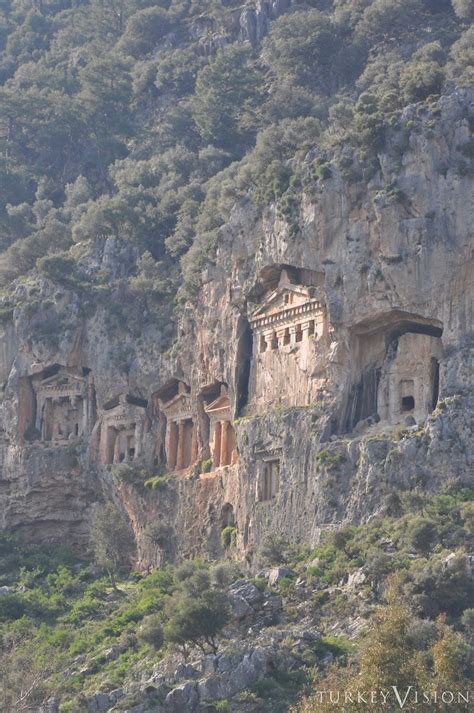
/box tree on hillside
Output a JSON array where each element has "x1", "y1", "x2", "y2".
[
  {"x1": 90, "y1": 502, "x2": 136, "y2": 589},
  {"x1": 192, "y1": 45, "x2": 263, "y2": 153},
  {"x1": 164, "y1": 588, "x2": 230, "y2": 658},
  {"x1": 451, "y1": 0, "x2": 474, "y2": 20}
]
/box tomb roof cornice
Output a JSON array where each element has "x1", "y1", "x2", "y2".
[
  {"x1": 37, "y1": 381, "x2": 84, "y2": 396},
  {"x1": 250, "y1": 299, "x2": 324, "y2": 330},
  {"x1": 204, "y1": 395, "x2": 231, "y2": 413},
  {"x1": 250, "y1": 284, "x2": 315, "y2": 318},
  {"x1": 160, "y1": 392, "x2": 192, "y2": 411}
]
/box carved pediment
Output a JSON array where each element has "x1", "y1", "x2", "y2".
[
  {"x1": 161, "y1": 392, "x2": 194, "y2": 420},
  {"x1": 204, "y1": 394, "x2": 231, "y2": 420},
  {"x1": 102, "y1": 394, "x2": 146, "y2": 426},
  {"x1": 250, "y1": 285, "x2": 312, "y2": 321},
  {"x1": 36, "y1": 370, "x2": 86, "y2": 397},
  {"x1": 40, "y1": 373, "x2": 85, "y2": 387},
  {"x1": 204, "y1": 394, "x2": 231, "y2": 414}
]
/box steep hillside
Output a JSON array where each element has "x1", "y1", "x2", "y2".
[
  {"x1": 1, "y1": 489, "x2": 473, "y2": 711},
  {"x1": 0, "y1": 1, "x2": 473, "y2": 711}
]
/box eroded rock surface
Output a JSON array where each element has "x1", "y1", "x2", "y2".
[{"x1": 0, "y1": 89, "x2": 472, "y2": 568}]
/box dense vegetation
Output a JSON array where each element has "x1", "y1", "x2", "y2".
[
  {"x1": 0, "y1": 0, "x2": 472, "y2": 307},
  {"x1": 1, "y1": 485, "x2": 473, "y2": 711}
]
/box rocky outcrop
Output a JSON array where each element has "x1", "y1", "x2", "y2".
[
  {"x1": 0, "y1": 88, "x2": 472, "y2": 566},
  {"x1": 239, "y1": 0, "x2": 292, "y2": 45}
]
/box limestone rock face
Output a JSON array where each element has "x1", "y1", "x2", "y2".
[{"x1": 0, "y1": 88, "x2": 472, "y2": 563}]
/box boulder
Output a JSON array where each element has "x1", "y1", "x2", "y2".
[
  {"x1": 165, "y1": 681, "x2": 198, "y2": 712},
  {"x1": 174, "y1": 662, "x2": 199, "y2": 681},
  {"x1": 267, "y1": 567, "x2": 296, "y2": 587},
  {"x1": 87, "y1": 692, "x2": 110, "y2": 712},
  {"x1": 109, "y1": 688, "x2": 124, "y2": 703},
  {"x1": 347, "y1": 569, "x2": 366, "y2": 588},
  {"x1": 300, "y1": 629, "x2": 321, "y2": 642},
  {"x1": 229, "y1": 579, "x2": 264, "y2": 605},
  {"x1": 230, "y1": 594, "x2": 252, "y2": 620}
]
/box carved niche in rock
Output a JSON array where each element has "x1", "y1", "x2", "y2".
[
  {"x1": 377, "y1": 332, "x2": 442, "y2": 425},
  {"x1": 248, "y1": 268, "x2": 327, "y2": 410},
  {"x1": 98, "y1": 394, "x2": 147, "y2": 465},
  {"x1": 254, "y1": 443, "x2": 281, "y2": 504},
  {"x1": 338, "y1": 312, "x2": 443, "y2": 433},
  {"x1": 158, "y1": 381, "x2": 198, "y2": 471},
  {"x1": 203, "y1": 385, "x2": 237, "y2": 469},
  {"x1": 20, "y1": 365, "x2": 96, "y2": 445}
]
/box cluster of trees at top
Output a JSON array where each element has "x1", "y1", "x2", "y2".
[{"x1": 0, "y1": 0, "x2": 472, "y2": 302}]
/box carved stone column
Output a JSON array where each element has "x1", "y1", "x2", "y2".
[
  {"x1": 212, "y1": 421, "x2": 222, "y2": 468},
  {"x1": 276, "y1": 327, "x2": 287, "y2": 348},
  {"x1": 168, "y1": 420, "x2": 178, "y2": 470},
  {"x1": 220, "y1": 420, "x2": 229, "y2": 466},
  {"x1": 113, "y1": 432, "x2": 121, "y2": 464},
  {"x1": 229, "y1": 424, "x2": 237, "y2": 465},
  {"x1": 190, "y1": 421, "x2": 198, "y2": 465},
  {"x1": 134, "y1": 420, "x2": 143, "y2": 459},
  {"x1": 82, "y1": 396, "x2": 88, "y2": 436},
  {"x1": 264, "y1": 330, "x2": 276, "y2": 351},
  {"x1": 176, "y1": 419, "x2": 185, "y2": 470}
]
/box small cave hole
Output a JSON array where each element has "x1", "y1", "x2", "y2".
[{"x1": 401, "y1": 395, "x2": 415, "y2": 412}]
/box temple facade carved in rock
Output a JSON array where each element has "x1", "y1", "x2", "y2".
[
  {"x1": 158, "y1": 381, "x2": 198, "y2": 471},
  {"x1": 204, "y1": 386, "x2": 237, "y2": 469},
  {"x1": 339, "y1": 312, "x2": 444, "y2": 433},
  {"x1": 19, "y1": 365, "x2": 96, "y2": 445},
  {"x1": 377, "y1": 332, "x2": 442, "y2": 425},
  {"x1": 97, "y1": 394, "x2": 147, "y2": 465},
  {"x1": 248, "y1": 268, "x2": 327, "y2": 410}
]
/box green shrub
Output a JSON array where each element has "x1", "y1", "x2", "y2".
[
  {"x1": 200, "y1": 458, "x2": 213, "y2": 474},
  {"x1": 0, "y1": 301, "x2": 14, "y2": 323},
  {"x1": 316, "y1": 449, "x2": 346, "y2": 469},
  {"x1": 36, "y1": 252, "x2": 76, "y2": 284},
  {"x1": 144, "y1": 473, "x2": 175, "y2": 489},
  {"x1": 215, "y1": 701, "x2": 232, "y2": 713},
  {"x1": 405, "y1": 517, "x2": 437, "y2": 553},
  {"x1": 111, "y1": 464, "x2": 146, "y2": 489},
  {"x1": 407, "y1": 553, "x2": 474, "y2": 617},
  {"x1": 137, "y1": 614, "x2": 164, "y2": 650},
  {"x1": 314, "y1": 634, "x2": 355, "y2": 657},
  {"x1": 252, "y1": 676, "x2": 282, "y2": 699},
  {"x1": 220, "y1": 525, "x2": 237, "y2": 549},
  {"x1": 164, "y1": 589, "x2": 231, "y2": 656},
  {"x1": 461, "y1": 502, "x2": 474, "y2": 533},
  {"x1": 0, "y1": 593, "x2": 28, "y2": 622}
]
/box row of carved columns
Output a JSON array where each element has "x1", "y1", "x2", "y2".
[
  {"x1": 167, "y1": 418, "x2": 198, "y2": 471},
  {"x1": 37, "y1": 395, "x2": 86, "y2": 442},
  {"x1": 258, "y1": 318, "x2": 318, "y2": 353},
  {"x1": 211, "y1": 419, "x2": 236, "y2": 468}
]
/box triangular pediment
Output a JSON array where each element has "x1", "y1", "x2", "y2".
[
  {"x1": 161, "y1": 391, "x2": 191, "y2": 409},
  {"x1": 250, "y1": 285, "x2": 312, "y2": 320},
  {"x1": 39, "y1": 372, "x2": 85, "y2": 389},
  {"x1": 204, "y1": 394, "x2": 230, "y2": 413},
  {"x1": 161, "y1": 392, "x2": 193, "y2": 420}
]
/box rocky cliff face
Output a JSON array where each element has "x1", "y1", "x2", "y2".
[{"x1": 0, "y1": 87, "x2": 472, "y2": 569}]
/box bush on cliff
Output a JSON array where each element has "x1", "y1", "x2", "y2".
[
  {"x1": 90, "y1": 503, "x2": 136, "y2": 589},
  {"x1": 164, "y1": 588, "x2": 231, "y2": 657}
]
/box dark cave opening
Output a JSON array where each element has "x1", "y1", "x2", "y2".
[{"x1": 235, "y1": 316, "x2": 252, "y2": 416}]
